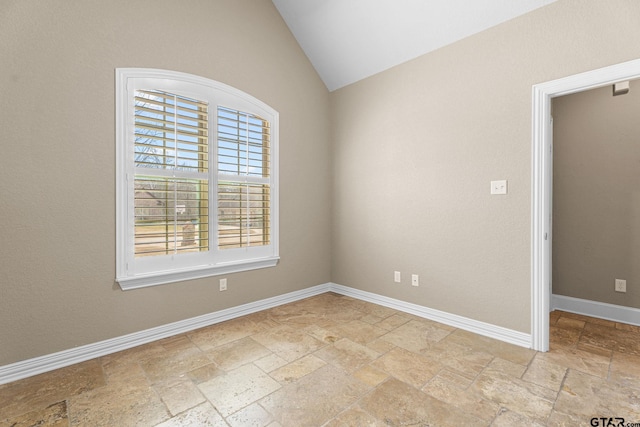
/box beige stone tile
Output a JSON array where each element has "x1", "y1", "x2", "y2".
[
  {"x1": 609, "y1": 351, "x2": 640, "y2": 391},
  {"x1": 353, "y1": 365, "x2": 389, "y2": 387},
  {"x1": 445, "y1": 329, "x2": 536, "y2": 365},
  {"x1": 560, "y1": 312, "x2": 616, "y2": 328},
  {"x1": 616, "y1": 322, "x2": 640, "y2": 333},
  {"x1": 241, "y1": 310, "x2": 281, "y2": 329},
  {"x1": 100, "y1": 342, "x2": 165, "y2": 376},
  {"x1": 580, "y1": 322, "x2": 640, "y2": 356},
  {"x1": 522, "y1": 354, "x2": 567, "y2": 392},
  {"x1": 380, "y1": 319, "x2": 451, "y2": 353},
  {"x1": 207, "y1": 336, "x2": 272, "y2": 371},
  {"x1": 373, "y1": 313, "x2": 410, "y2": 331},
  {"x1": 323, "y1": 305, "x2": 368, "y2": 323},
  {"x1": 558, "y1": 311, "x2": 601, "y2": 324},
  {"x1": 483, "y1": 357, "x2": 527, "y2": 379},
  {"x1": 225, "y1": 402, "x2": 273, "y2": 427},
  {"x1": 315, "y1": 338, "x2": 380, "y2": 373},
  {"x1": 269, "y1": 354, "x2": 326, "y2": 383},
  {"x1": 188, "y1": 317, "x2": 265, "y2": 351},
  {"x1": 198, "y1": 363, "x2": 281, "y2": 417},
  {"x1": 422, "y1": 339, "x2": 494, "y2": 378},
  {"x1": 253, "y1": 353, "x2": 289, "y2": 373},
  {"x1": 331, "y1": 295, "x2": 370, "y2": 312},
  {"x1": 153, "y1": 402, "x2": 227, "y2": 427},
  {"x1": 491, "y1": 408, "x2": 546, "y2": 427},
  {"x1": 301, "y1": 324, "x2": 341, "y2": 344},
  {"x1": 576, "y1": 341, "x2": 613, "y2": 358},
  {"x1": 268, "y1": 310, "x2": 329, "y2": 328},
  {"x1": 434, "y1": 369, "x2": 475, "y2": 389},
  {"x1": 360, "y1": 378, "x2": 486, "y2": 427},
  {"x1": 251, "y1": 324, "x2": 325, "y2": 362},
  {"x1": 0, "y1": 359, "x2": 106, "y2": 420},
  {"x1": 67, "y1": 375, "x2": 169, "y2": 426},
  {"x1": 332, "y1": 320, "x2": 387, "y2": 344},
  {"x1": 324, "y1": 405, "x2": 384, "y2": 427},
  {"x1": 153, "y1": 377, "x2": 205, "y2": 416},
  {"x1": 271, "y1": 294, "x2": 365, "y2": 326},
  {"x1": 359, "y1": 313, "x2": 384, "y2": 325},
  {"x1": 536, "y1": 345, "x2": 610, "y2": 378},
  {"x1": 585, "y1": 317, "x2": 616, "y2": 328},
  {"x1": 549, "y1": 325, "x2": 581, "y2": 348},
  {"x1": 366, "y1": 338, "x2": 396, "y2": 354},
  {"x1": 186, "y1": 362, "x2": 225, "y2": 384},
  {"x1": 140, "y1": 344, "x2": 211, "y2": 383},
  {"x1": 359, "y1": 302, "x2": 398, "y2": 319},
  {"x1": 470, "y1": 372, "x2": 555, "y2": 423},
  {"x1": 3, "y1": 299, "x2": 637, "y2": 427},
  {"x1": 555, "y1": 369, "x2": 640, "y2": 420},
  {"x1": 423, "y1": 375, "x2": 500, "y2": 421},
  {"x1": 1, "y1": 401, "x2": 68, "y2": 427},
  {"x1": 158, "y1": 334, "x2": 194, "y2": 352},
  {"x1": 371, "y1": 347, "x2": 441, "y2": 388},
  {"x1": 101, "y1": 357, "x2": 149, "y2": 384},
  {"x1": 555, "y1": 317, "x2": 586, "y2": 330},
  {"x1": 546, "y1": 410, "x2": 586, "y2": 426},
  {"x1": 259, "y1": 364, "x2": 369, "y2": 426}
]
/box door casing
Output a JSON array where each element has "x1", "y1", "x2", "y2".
[{"x1": 531, "y1": 58, "x2": 640, "y2": 351}]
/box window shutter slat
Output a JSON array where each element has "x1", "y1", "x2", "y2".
[
  {"x1": 217, "y1": 106, "x2": 271, "y2": 250},
  {"x1": 133, "y1": 89, "x2": 210, "y2": 257}
]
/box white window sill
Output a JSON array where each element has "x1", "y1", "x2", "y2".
[{"x1": 116, "y1": 257, "x2": 279, "y2": 291}]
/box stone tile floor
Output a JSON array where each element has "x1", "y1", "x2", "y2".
[{"x1": 1, "y1": 292, "x2": 639, "y2": 426}]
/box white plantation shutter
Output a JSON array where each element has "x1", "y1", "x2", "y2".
[
  {"x1": 217, "y1": 107, "x2": 271, "y2": 250},
  {"x1": 133, "y1": 90, "x2": 209, "y2": 257},
  {"x1": 116, "y1": 69, "x2": 279, "y2": 289}
]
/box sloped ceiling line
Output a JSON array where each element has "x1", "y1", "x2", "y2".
[{"x1": 272, "y1": 0, "x2": 558, "y2": 91}]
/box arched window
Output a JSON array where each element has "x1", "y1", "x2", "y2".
[{"x1": 116, "y1": 69, "x2": 278, "y2": 289}]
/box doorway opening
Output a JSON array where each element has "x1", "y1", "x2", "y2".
[{"x1": 531, "y1": 58, "x2": 640, "y2": 351}]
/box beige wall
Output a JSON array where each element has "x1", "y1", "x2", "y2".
[
  {"x1": 552, "y1": 82, "x2": 640, "y2": 308},
  {"x1": 0, "y1": 0, "x2": 331, "y2": 366},
  {"x1": 3, "y1": 0, "x2": 640, "y2": 368},
  {"x1": 331, "y1": 0, "x2": 640, "y2": 333}
]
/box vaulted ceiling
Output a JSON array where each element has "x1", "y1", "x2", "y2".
[{"x1": 272, "y1": 0, "x2": 558, "y2": 91}]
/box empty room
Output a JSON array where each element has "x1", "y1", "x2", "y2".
[{"x1": 1, "y1": 0, "x2": 640, "y2": 425}]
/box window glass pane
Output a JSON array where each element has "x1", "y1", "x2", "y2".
[
  {"x1": 217, "y1": 106, "x2": 269, "y2": 177},
  {"x1": 218, "y1": 182, "x2": 270, "y2": 249},
  {"x1": 134, "y1": 176, "x2": 209, "y2": 257},
  {"x1": 135, "y1": 90, "x2": 209, "y2": 173}
]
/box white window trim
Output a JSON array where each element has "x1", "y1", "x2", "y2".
[{"x1": 116, "y1": 68, "x2": 279, "y2": 290}]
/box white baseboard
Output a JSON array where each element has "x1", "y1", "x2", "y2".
[
  {"x1": 0, "y1": 283, "x2": 330, "y2": 385},
  {"x1": 0, "y1": 282, "x2": 532, "y2": 385},
  {"x1": 328, "y1": 283, "x2": 531, "y2": 349},
  {"x1": 552, "y1": 294, "x2": 640, "y2": 326}
]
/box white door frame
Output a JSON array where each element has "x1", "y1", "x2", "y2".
[{"x1": 531, "y1": 58, "x2": 640, "y2": 351}]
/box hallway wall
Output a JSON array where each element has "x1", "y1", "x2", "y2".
[{"x1": 553, "y1": 82, "x2": 640, "y2": 308}]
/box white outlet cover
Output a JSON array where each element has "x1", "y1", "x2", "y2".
[
  {"x1": 615, "y1": 279, "x2": 626, "y2": 293},
  {"x1": 491, "y1": 180, "x2": 508, "y2": 195},
  {"x1": 394, "y1": 271, "x2": 401, "y2": 283}
]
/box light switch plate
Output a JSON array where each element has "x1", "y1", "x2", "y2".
[{"x1": 491, "y1": 180, "x2": 508, "y2": 195}]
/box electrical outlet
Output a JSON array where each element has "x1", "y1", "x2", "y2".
[
  {"x1": 394, "y1": 271, "x2": 401, "y2": 283},
  {"x1": 411, "y1": 274, "x2": 419, "y2": 287},
  {"x1": 219, "y1": 278, "x2": 227, "y2": 291},
  {"x1": 615, "y1": 279, "x2": 626, "y2": 293},
  {"x1": 490, "y1": 180, "x2": 508, "y2": 195}
]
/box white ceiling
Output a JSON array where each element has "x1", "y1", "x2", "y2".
[{"x1": 272, "y1": 0, "x2": 558, "y2": 91}]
